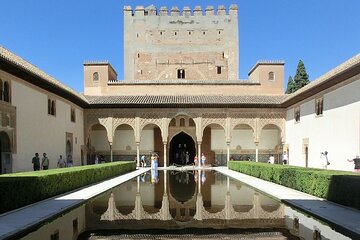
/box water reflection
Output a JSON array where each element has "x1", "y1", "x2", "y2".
[{"x1": 86, "y1": 170, "x2": 284, "y2": 229}]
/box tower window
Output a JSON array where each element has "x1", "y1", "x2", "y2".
[
  {"x1": 217, "y1": 66, "x2": 222, "y2": 74},
  {"x1": 268, "y1": 72, "x2": 275, "y2": 81},
  {"x1": 177, "y1": 69, "x2": 185, "y2": 79},
  {"x1": 93, "y1": 72, "x2": 99, "y2": 81}
]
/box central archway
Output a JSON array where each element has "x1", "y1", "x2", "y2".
[{"x1": 169, "y1": 132, "x2": 196, "y2": 166}]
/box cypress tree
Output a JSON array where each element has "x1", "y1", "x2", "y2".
[
  {"x1": 293, "y1": 59, "x2": 310, "y2": 90},
  {"x1": 285, "y1": 76, "x2": 295, "y2": 94}
]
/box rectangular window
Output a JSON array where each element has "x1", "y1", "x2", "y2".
[
  {"x1": 217, "y1": 66, "x2": 222, "y2": 74},
  {"x1": 177, "y1": 69, "x2": 185, "y2": 79},
  {"x1": 315, "y1": 97, "x2": 323, "y2": 116},
  {"x1": 73, "y1": 218, "x2": 78, "y2": 235},
  {"x1": 50, "y1": 231, "x2": 59, "y2": 240},
  {"x1": 71, "y1": 108, "x2": 76, "y2": 122},
  {"x1": 294, "y1": 107, "x2": 300, "y2": 123}
]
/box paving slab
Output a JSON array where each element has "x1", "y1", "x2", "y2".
[
  {"x1": 216, "y1": 166, "x2": 360, "y2": 238},
  {"x1": 0, "y1": 168, "x2": 148, "y2": 240}
]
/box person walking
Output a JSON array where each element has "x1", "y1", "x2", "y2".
[
  {"x1": 41, "y1": 153, "x2": 49, "y2": 170},
  {"x1": 57, "y1": 155, "x2": 66, "y2": 168},
  {"x1": 347, "y1": 155, "x2": 360, "y2": 172},
  {"x1": 67, "y1": 154, "x2": 73, "y2": 167},
  {"x1": 32, "y1": 153, "x2": 40, "y2": 171},
  {"x1": 320, "y1": 151, "x2": 330, "y2": 169}
]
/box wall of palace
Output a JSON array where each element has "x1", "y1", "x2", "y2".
[
  {"x1": 285, "y1": 74, "x2": 360, "y2": 171},
  {"x1": 0, "y1": 70, "x2": 85, "y2": 172}
]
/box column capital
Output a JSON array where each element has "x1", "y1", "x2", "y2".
[{"x1": 254, "y1": 141, "x2": 259, "y2": 146}]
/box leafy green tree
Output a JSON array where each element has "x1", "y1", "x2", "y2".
[
  {"x1": 285, "y1": 76, "x2": 295, "y2": 94},
  {"x1": 286, "y1": 59, "x2": 310, "y2": 93}
]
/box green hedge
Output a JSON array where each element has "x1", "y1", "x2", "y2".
[
  {"x1": 228, "y1": 161, "x2": 360, "y2": 210},
  {"x1": 0, "y1": 161, "x2": 136, "y2": 214}
]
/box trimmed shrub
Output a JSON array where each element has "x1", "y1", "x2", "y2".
[
  {"x1": 0, "y1": 161, "x2": 136, "y2": 214},
  {"x1": 228, "y1": 161, "x2": 360, "y2": 210}
]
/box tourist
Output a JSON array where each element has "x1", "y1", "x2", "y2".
[
  {"x1": 95, "y1": 155, "x2": 99, "y2": 164},
  {"x1": 57, "y1": 155, "x2": 66, "y2": 168},
  {"x1": 320, "y1": 151, "x2": 329, "y2": 169},
  {"x1": 347, "y1": 155, "x2": 360, "y2": 172},
  {"x1": 150, "y1": 153, "x2": 155, "y2": 169},
  {"x1": 194, "y1": 154, "x2": 198, "y2": 166},
  {"x1": 201, "y1": 153, "x2": 206, "y2": 167},
  {"x1": 141, "y1": 155, "x2": 146, "y2": 167},
  {"x1": 282, "y1": 151, "x2": 288, "y2": 165},
  {"x1": 41, "y1": 153, "x2": 49, "y2": 170},
  {"x1": 67, "y1": 154, "x2": 73, "y2": 167},
  {"x1": 32, "y1": 153, "x2": 40, "y2": 171},
  {"x1": 268, "y1": 155, "x2": 275, "y2": 164},
  {"x1": 185, "y1": 151, "x2": 189, "y2": 165}
]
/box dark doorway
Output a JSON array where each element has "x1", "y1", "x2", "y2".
[
  {"x1": 169, "y1": 132, "x2": 195, "y2": 166},
  {"x1": 0, "y1": 132, "x2": 11, "y2": 174}
]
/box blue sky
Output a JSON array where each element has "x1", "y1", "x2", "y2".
[{"x1": 1, "y1": 0, "x2": 359, "y2": 93}]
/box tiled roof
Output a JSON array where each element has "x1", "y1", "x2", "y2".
[
  {"x1": 86, "y1": 95, "x2": 286, "y2": 107},
  {"x1": 248, "y1": 60, "x2": 285, "y2": 75},
  {"x1": 108, "y1": 79, "x2": 260, "y2": 85},
  {"x1": 0, "y1": 46, "x2": 88, "y2": 103}
]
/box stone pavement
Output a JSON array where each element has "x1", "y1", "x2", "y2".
[
  {"x1": 216, "y1": 167, "x2": 360, "y2": 239},
  {"x1": 0, "y1": 168, "x2": 148, "y2": 240}
]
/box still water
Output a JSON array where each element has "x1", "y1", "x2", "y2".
[{"x1": 20, "y1": 169, "x2": 352, "y2": 240}]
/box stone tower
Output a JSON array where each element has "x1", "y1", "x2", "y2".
[{"x1": 123, "y1": 5, "x2": 239, "y2": 81}]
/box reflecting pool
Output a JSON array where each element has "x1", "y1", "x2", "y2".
[{"x1": 19, "y1": 169, "x2": 352, "y2": 240}]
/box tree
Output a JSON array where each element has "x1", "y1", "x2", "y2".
[
  {"x1": 293, "y1": 59, "x2": 310, "y2": 90},
  {"x1": 285, "y1": 76, "x2": 295, "y2": 94},
  {"x1": 286, "y1": 59, "x2": 310, "y2": 94}
]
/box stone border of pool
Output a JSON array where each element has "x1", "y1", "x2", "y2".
[
  {"x1": 216, "y1": 167, "x2": 360, "y2": 239},
  {"x1": 0, "y1": 168, "x2": 149, "y2": 240}
]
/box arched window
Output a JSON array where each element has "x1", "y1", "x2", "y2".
[
  {"x1": 48, "y1": 99, "x2": 51, "y2": 114},
  {"x1": 71, "y1": 108, "x2": 76, "y2": 122},
  {"x1": 170, "y1": 118, "x2": 176, "y2": 127},
  {"x1": 51, "y1": 100, "x2": 56, "y2": 116},
  {"x1": 268, "y1": 72, "x2": 275, "y2": 81},
  {"x1": 180, "y1": 118, "x2": 185, "y2": 127},
  {"x1": 3, "y1": 81, "x2": 10, "y2": 102},
  {"x1": 189, "y1": 118, "x2": 195, "y2": 127},
  {"x1": 93, "y1": 72, "x2": 99, "y2": 81}
]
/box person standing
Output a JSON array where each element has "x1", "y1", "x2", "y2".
[
  {"x1": 194, "y1": 154, "x2": 198, "y2": 166},
  {"x1": 57, "y1": 155, "x2": 66, "y2": 168},
  {"x1": 347, "y1": 155, "x2": 360, "y2": 172},
  {"x1": 320, "y1": 151, "x2": 329, "y2": 169},
  {"x1": 282, "y1": 151, "x2": 288, "y2": 165},
  {"x1": 201, "y1": 153, "x2": 206, "y2": 167},
  {"x1": 41, "y1": 153, "x2": 49, "y2": 170},
  {"x1": 67, "y1": 154, "x2": 73, "y2": 167},
  {"x1": 32, "y1": 153, "x2": 40, "y2": 171}
]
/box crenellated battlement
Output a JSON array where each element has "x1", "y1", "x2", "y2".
[{"x1": 123, "y1": 4, "x2": 238, "y2": 17}]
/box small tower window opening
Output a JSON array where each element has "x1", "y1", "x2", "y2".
[
  {"x1": 315, "y1": 97, "x2": 324, "y2": 116},
  {"x1": 48, "y1": 98, "x2": 56, "y2": 116},
  {"x1": 174, "y1": 31, "x2": 178, "y2": 36},
  {"x1": 93, "y1": 72, "x2": 99, "y2": 81},
  {"x1": 177, "y1": 69, "x2": 185, "y2": 79},
  {"x1": 268, "y1": 72, "x2": 275, "y2": 81},
  {"x1": 217, "y1": 66, "x2": 222, "y2": 74},
  {"x1": 160, "y1": 31, "x2": 163, "y2": 35},
  {"x1": 137, "y1": 53, "x2": 140, "y2": 58},
  {"x1": 295, "y1": 107, "x2": 300, "y2": 123},
  {"x1": 203, "y1": 31, "x2": 206, "y2": 35}
]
